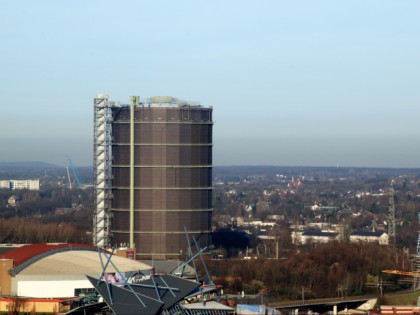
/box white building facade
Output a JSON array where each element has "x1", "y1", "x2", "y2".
[
  {"x1": 350, "y1": 231, "x2": 389, "y2": 245},
  {"x1": 1, "y1": 179, "x2": 40, "y2": 190}
]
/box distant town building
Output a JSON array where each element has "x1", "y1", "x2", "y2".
[
  {"x1": 7, "y1": 196, "x2": 17, "y2": 207},
  {"x1": 11, "y1": 179, "x2": 40, "y2": 190},
  {"x1": 267, "y1": 214, "x2": 285, "y2": 221},
  {"x1": 292, "y1": 230, "x2": 340, "y2": 245},
  {"x1": 350, "y1": 231, "x2": 389, "y2": 245},
  {"x1": 0, "y1": 180, "x2": 10, "y2": 189},
  {"x1": 288, "y1": 179, "x2": 303, "y2": 188},
  {"x1": 310, "y1": 204, "x2": 340, "y2": 211},
  {"x1": 236, "y1": 217, "x2": 277, "y2": 228},
  {"x1": 0, "y1": 179, "x2": 40, "y2": 190},
  {"x1": 257, "y1": 230, "x2": 276, "y2": 240}
]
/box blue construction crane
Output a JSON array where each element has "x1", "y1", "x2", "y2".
[{"x1": 66, "y1": 156, "x2": 82, "y2": 188}]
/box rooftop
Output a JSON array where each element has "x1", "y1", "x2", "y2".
[
  {"x1": 351, "y1": 231, "x2": 385, "y2": 237},
  {"x1": 97, "y1": 94, "x2": 207, "y2": 108},
  {"x1": 0, "y1": 243, "x2": 152, "y2": 275}
]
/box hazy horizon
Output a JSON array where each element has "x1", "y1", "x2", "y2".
[
  {"x1": 1, "y1": 1, "x2": 419, "y2": 168},
  {"x1": 2, "y1": 159, "x2": 420, "y2": 170}
]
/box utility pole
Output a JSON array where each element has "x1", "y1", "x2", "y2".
[
  {"x1": 379, "y1": 277, "x2": 383, "y2": 297},
  {"x1": 300, "y1": 286, "x2": 310, "y2": 305}
]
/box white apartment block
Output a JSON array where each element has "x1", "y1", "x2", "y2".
[
  {"x1": 0, "y1": 179, "x2": 40, "y2": 190},
  {"x1": 0, "y1": 180, "x2": 10, "y2": 189}
]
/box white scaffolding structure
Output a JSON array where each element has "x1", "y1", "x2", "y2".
[{"x1": 93, "y1": 94, "x2": 114, "y2": 247}]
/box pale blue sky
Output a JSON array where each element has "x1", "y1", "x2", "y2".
[{"x1": 1, "y1": 1, "x2": 419, "y2": 167}]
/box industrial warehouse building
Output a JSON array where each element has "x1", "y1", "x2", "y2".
[
  {"x1": 0, "y1": 243, "x2": 152, "y2": 313},
  {"x1": 93, "y1": 94, "x2": 213, "y2": 260}
]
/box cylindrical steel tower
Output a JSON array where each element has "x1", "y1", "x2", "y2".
[{"x1": 93, "y1": 95, "x2": 213, "y2": 260}]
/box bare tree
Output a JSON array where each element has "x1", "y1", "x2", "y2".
[{"x1": 8, "y1": 295, "x2": 27, "y2": 315}]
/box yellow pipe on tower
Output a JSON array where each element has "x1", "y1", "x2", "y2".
[{"x1": 129, "y1": 96, "x2": 139, "y2": 249}]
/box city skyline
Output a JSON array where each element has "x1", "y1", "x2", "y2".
[{"x1": 1, "y1": 1, "x2": 420, "y2": 168}]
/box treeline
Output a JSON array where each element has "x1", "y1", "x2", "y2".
[
  {"x1": 0, "y1": 217, "x2": 90, "y2": 244},
  {"x1": 206, "y1": 242, "x2": 408, "y2": 299}
]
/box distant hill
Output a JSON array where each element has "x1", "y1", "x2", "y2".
[
  {"x1": 0, "y1": 162, "x2": 93, "y2": 183},
  {"x1": 0, "y1": 161, "x2": 59, "y2": 168},
  {"x1": 0, "y1": 162, "x2": 62, "y2": 180},
  {"x1": 213, "y1": 165, "x2": 420, "y2": 178}
]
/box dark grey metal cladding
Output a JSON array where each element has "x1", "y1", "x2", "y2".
[
  {"x1": 86, "y1": 275, "x2": 163, "y2": 315},
  {"x1": 110, "y1": 105, "x2": 213, "y2": 259},
  {"x1": 129, "y1": 274, "x2": 201, "y2": 310},
  {"x1": 86, "y1": 275, "x2": 201, "y2": 314}
]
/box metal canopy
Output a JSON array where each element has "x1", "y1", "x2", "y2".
[{"x1": 87, "y1": 274, "x2": 201, "y2": 315}]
